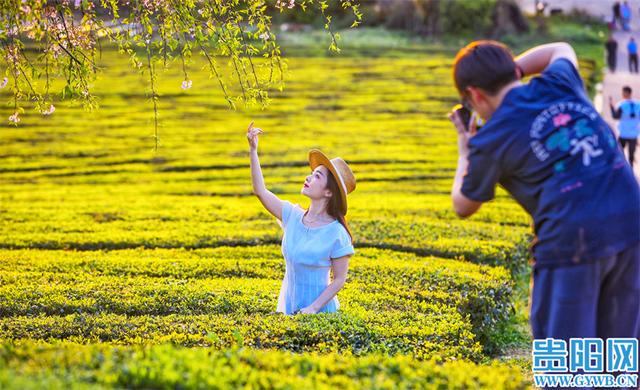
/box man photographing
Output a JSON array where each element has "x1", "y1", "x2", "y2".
[{"x1": 448, "y1": 41, "x2": 639, "y2": 355}]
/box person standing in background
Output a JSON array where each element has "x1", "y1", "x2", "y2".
[
  {"x1": 610, "y1": 86, "x2": 640, "y2": 168},
  {"x1": 606, "y1": 34, "x2": 618, "y2": 72},
  {"x1": 621, "y1": 1, "x2": 632, "y2": 31},
  {"x1": 628, "y1": 37, "x2": 638, "y2": 73},
  {"x1": 613, "y1": 1, "x2": 622, "y2": 29}
]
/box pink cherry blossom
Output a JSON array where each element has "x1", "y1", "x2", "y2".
[
  {"x1": 0, "y1": 77, "x2": 7, "y2": 88},
  {"x1": 275, "y1": 0, "x2": 294, "y2": 9},
  {"x1": 5, "y1": 45, "x2": 20, "y2": 64},
  {"x1": 8, "y1": 112, "x2": 20, "y2": 123},
  {"x1": 181, "y1": 79, "x2": 192, "y2": 90},
  {"x1": 43, "y1": 6, "x2": 56, "y2": 18},
  {"x1": 259, "y1": 32, "x2": 270, "y2": 40},
  {"x1": 42, "y1": 104, "x2": 55, "y2": 115}
]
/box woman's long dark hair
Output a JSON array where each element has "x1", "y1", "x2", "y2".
[{"x1": 325, "y1": 169, "x2": 353, "y2": 242}]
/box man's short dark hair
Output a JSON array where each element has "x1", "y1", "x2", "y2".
[
  {"x1": 623, "y1": 86, "x2": 632, "y2": 94},
  {"x1": 453, "y1": 40, "x2": 517, "y2": 96}
]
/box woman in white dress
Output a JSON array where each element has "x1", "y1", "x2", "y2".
[{"x1": 246, "y1": 122, "x2": 356, "y2": 315}]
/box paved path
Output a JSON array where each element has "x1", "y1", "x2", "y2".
[{"x1": 600, "y1": 10, "x2": 640, "y2": 178}]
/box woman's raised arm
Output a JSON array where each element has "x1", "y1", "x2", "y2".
[{"x1": 247, "y1": 122, "x2": 283, "y2": 220}]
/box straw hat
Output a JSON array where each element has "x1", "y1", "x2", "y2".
[{"x1": 308, "y1": 149, "x2": 356, "y2": 216}]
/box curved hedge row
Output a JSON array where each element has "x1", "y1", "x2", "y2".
[
  {"x1": 0, "y1": 311, "x2": 482, "y2": 361},
  {"x1": 0, "y1": 198, "x2": 530, "y2": 270},
  {"x1": 0, "y1": 247, "x2": 513, "y2": 361},
  {"x1": 0, "y1": 341, "x2": 529, "y2": 389}
]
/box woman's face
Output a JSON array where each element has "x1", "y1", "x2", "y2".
[{"x1": 301, "y1": 165, "x2": 332, "y2": 199}]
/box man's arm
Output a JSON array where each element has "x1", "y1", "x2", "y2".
[
  {"x1": 514, "y1": 42, "x2": 578, "y2": 77},
  {"x1": 452, "y1": 155, "x2": 482, "y2": 218},
  {"x1": 448, "y1": 111, "x2": 483, "y2": 218},
  {"x1": 609, "y1": 96, "x2": 623, "y2": 119}
]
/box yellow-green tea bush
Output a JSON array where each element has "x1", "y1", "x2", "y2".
[
  {"x1": 0, "y1": 247, "x2": 512, "y2": 361},
  {"x1": 0, "y1": 341, "x2": 529, "y2": 389}
]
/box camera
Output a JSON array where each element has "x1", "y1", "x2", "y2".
[
  {"x1": 452, "y1": 104, "x2": 483, "y2": 132},
  {"x1": 453, "y1": 104, "x2": 471, "y2": 132}
]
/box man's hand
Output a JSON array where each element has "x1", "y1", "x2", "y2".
[
  {"x1": 448, "y1": 108, "x2": 483, "y2": 219},
  {"x1": 448, "y1": 109, "x2": 478, "y2": 158}
]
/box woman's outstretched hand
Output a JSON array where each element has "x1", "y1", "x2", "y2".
[
  {"x1": 296, "y1": 307, "x2": 317, "y2": 314},
  {"x1": 247, "y1": 121, "x2": 264, "y2": 151}
]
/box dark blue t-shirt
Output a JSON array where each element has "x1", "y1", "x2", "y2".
[{"x1": 461, "y1": 58, "x2": 640, "y2": 267}]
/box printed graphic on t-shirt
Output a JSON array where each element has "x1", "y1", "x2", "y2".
[{"x1": 529, "y1": 102, "x2": 617, "y2": 172}]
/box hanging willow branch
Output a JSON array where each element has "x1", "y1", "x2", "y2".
[{"x1": 0, "y1": 0, "x2": 362, "y2": 151}]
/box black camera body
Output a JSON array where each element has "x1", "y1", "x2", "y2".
[
  {"x1": 453, "y1": 104, "x2": 472, "y2": 132},
  {"x1": 452, "y1": 104, "x2": 483, "y2": 132}
]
